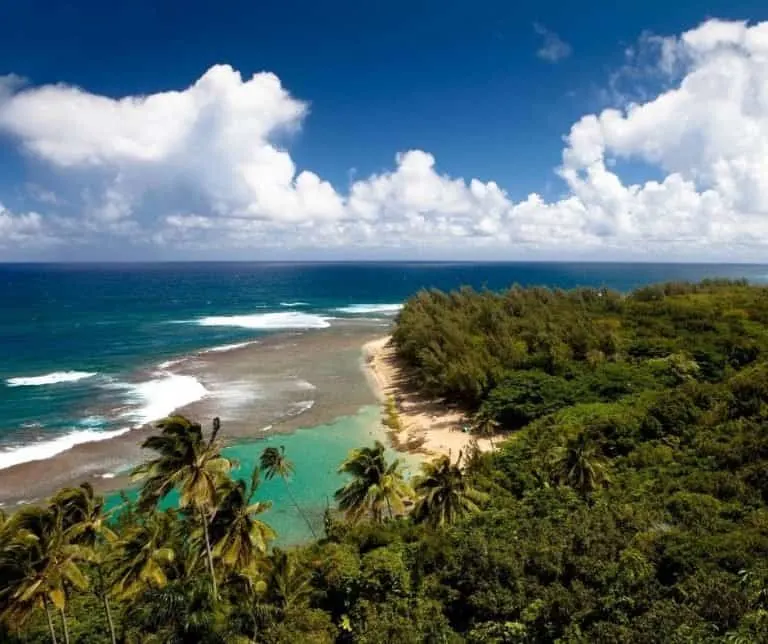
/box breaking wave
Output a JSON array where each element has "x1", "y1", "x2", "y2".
[
  {"x1": 116, "y1": 373, "x2": 209, "y2": 425},
  {"x1": 200, "y1": 340, "x2": 261, "y2": 354},
  {"x1": 6, "y1": 371, "x2": 98, "y2": 387},
  {"x1": 0, "y1": 427, "x2": 131, "y2": 470},
  {"x1": 195, "y1": 312, "x2": 331, "y2": 330},
  {"x1": 335, "y1": 303, "x2": 403, "y2": 314}
]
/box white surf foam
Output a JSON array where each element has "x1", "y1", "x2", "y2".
[
  {"x1": 209, "y1": 379, "x2": 262, "y2": 409},
  {"x1": 335, "y1": 304, "x2": 403, "y2": 314},
  {"x1": 121, "y1": 374, "x2": 209, "y2": 425},
  {"x1": 78, "y1": 415, "x2": 107, "y2": 428},
  {"x1": 287, "y1": 400, "x2": 315, "y2": 416},
  {"x1": 6, "y1": 371, "x2": 98, "y2": 387},
  {"x1": 196, "y1": 312, "x2": 331, "y2": 330},
  {"x1": 280, "y1": 301, "x2": 309, "y2": 307},
  {"x1": 201, "y1": 340, "x2": 260, "y2": 354},
  {"x1": 157, "y1": 357, "x2": 187, "y2": 369},
  {"x1": 293, "y1": 379, "x2": 317, "y2": 391},
  {"x1": 0, "y1": 427, "x2": 131, "y2": 470},
  {"x1": 156, "y1": 340, "x2": 261, "y2": 371}
]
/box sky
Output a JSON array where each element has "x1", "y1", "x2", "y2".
[{"x1": 2, "y1": 2, "x2": 768, "y2": 261}]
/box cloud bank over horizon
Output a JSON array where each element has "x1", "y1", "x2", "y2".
[{"x1": 2, "y1": 18, "x2": 768, "y2": 261}]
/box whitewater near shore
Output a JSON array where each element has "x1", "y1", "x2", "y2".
[
  {"x1": 0, "y1": 327, "x2": 492, "y2": 509},
  {"x1": 4, "y1": 260, "x2": 763, "y2": 507},
  {"x1": 0, "y1": 324, "x2": 387, "y2": 506}
]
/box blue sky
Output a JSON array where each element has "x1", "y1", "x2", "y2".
[{"x1": 1, "y1": 2, "x2": 768, "y2": 260}]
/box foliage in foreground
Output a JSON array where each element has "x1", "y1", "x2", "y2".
[{"x1": 4, "y1": 280, "x2": 768, "y2": 642}]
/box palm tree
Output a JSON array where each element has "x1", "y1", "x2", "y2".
[
  {"x1": 209, "y1": 466, "x2": 275, "y2": 572},
  {"x1": 0, "y1": 509, "x2": 44, "y2": 639},
  {"x1": 111, "y1": 510, "x2": 176, "y2": 601},
  {"x1": 471, "y1": 411, "x2": 500, "y2": 449},
  {"x1": 549, "y1": 432, "x2": 611, "y2": 496},
  {"x1": 334, "y1": 441, "x2": 412, "y2": 523},
  {"x1": 122, "y1": 576, "x2": 230, "y2": 644},
  {"x1": 132, "y1": 415, "x2": 232, "y2": 600},
  {"x1": 0, "y1": 505, "x2": 89, "y2": 644},
  {"x1": 50, "y1": 483, "x2": 118, "y2": 644},
  {"x1": 412, "y1": 452, "x2": 488, "y2": 528},
  {"x1": 260, "y1": 446, "x2": 317, "y2": 538},
  {"x1": 265, "y1": 548, "x2": 312, "y2": 612}
]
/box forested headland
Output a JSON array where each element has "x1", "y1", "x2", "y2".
[{"x1": 5, "y1": 280, "x2": 768, "y2": 642}]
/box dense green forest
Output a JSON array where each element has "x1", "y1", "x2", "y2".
[{"x1": 5, "y1": 280, "x2": 768, "y2": 642}]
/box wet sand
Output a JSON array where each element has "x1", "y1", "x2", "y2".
[{"x1": 0, "y1": 323, "x2": 386, "y2": 506}]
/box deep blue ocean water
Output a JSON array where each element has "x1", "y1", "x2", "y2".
[{"x1": 2, "y1": 261, "x2": 767, "y2": 472}]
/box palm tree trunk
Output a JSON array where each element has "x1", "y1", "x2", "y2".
[
  {"x1": 102, "y1": 594, "x2": 116, "y2": 644},
  {"x1": 251, "y1": 608, "x2": 259, "y2": 642},
  {"x1": 199, "y1": 506, "x2": 218, "y2": 601},
  {"x1": 97, "y1": 568, "x2": 117, "y2": 644},
  {"x1": 43, "y1": 598, "x2": 58, "y2": 644},
  {"x1": 59, "y1": 609, "x2": 70, "y2": 644},
  {"x1": 385, "y1": 497, "x2": 393, "y2": 520},
  {"x1": 282, "y1": 477, "x2": 317, "y2": 538}
]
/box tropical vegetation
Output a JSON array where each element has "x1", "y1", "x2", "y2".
[{"x1": 4, "y1": 280, "x2": 768, "y2": 641}]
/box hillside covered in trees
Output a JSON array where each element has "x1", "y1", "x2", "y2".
[{"x1": 5, "y1": 280, "x2": 768, "y2": 642}]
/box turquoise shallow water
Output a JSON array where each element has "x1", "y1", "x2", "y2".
[
  {"x1": 5, "y1": 262, "x2": 768, "y2": 527},
  {"x1": 3, "y1": 261, "x2": 767, "y2": 469},
  {"x1": 105, "y1": 405, "x2": 422, "y2": 546},
  {"x1": 224, "y1": 405, "x2": 422, "y2": 545}
]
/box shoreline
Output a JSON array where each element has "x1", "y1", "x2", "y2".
[
  {"x1": 0, "y1": 326, "x2": 488, "y2": 510},
  {"x1": 102, "y1": 404, "x2": 421, "y2": 546},
  {"x1": 362, "y1": 336, "x2": 499, "y2": 460},
  {"x1": 0, "y1": 325, "x2": 386, "y2": 506}
]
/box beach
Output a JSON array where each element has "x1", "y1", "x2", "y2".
[
  {"x1": 0, "y1": 325, "x2": 493, "y2": 511},
  {"x1": 0, "y1": 324, "x2": 388, "y2": 506},
  {"x1": 0, "y1": 324, "x2": 500, "y2": 511},
  {"x1": 3, "y1": 261, "x2": 762, "y2": 511},
  {"x1": 362, "y1": 336, "x2": 498, "y2": 458}
]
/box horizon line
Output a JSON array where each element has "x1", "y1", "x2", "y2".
[{"x1": 1, "y1": 259, "x2": 768, "y2": 267}]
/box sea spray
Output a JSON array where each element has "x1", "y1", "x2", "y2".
[
  {"x1": 117, "y1": 373, "x2": 209, "y2": 425},
  {"x1": 195, "y1": 311, "x2": 331, "y2": 329},
  {"x1": 6, "y1": 371, "x2": 98, "y2": 387},
  {"x1": 0, "y1": 427, "x2": 131, "y2": 470}
]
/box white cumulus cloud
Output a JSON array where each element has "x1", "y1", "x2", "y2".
[
  {"x1": 2, "y1": 19, "x2": 768, "y2": 259},
  {"x1": 0, "y1": 65, "x2": 340, "y2": 227},
  {"x1": 0, "y1": 204, "x2": 55, "y2": 249}
]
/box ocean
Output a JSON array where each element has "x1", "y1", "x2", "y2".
[{"x1": 2, "y1": 261, "x2": 767, "y2": 543}]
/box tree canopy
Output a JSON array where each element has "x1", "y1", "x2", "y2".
[{"x1": 5, "y1": 280, "x2": 768, "y2": 642}]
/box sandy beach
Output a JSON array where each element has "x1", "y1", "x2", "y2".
[
  {"x1": 362, "y1": 336, "x2": 498, "y2": 459},
  {"x1": 0, "y1": 324, "x2": 386, "y2": 506},
  {"x1": 0, "y1": 326, "x2": 494, "y2": 508}
]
